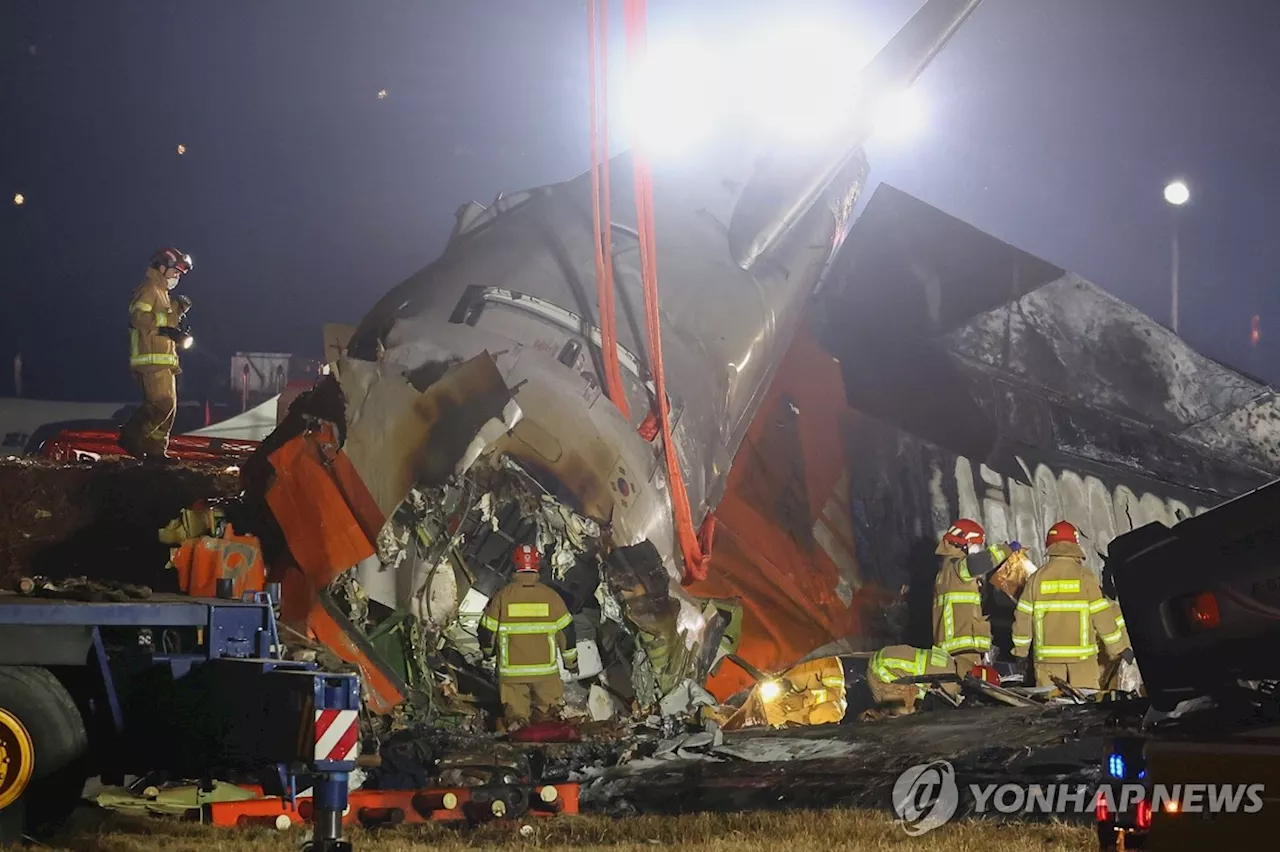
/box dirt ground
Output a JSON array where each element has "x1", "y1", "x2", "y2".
[
  {"x1": 0, "y1": 459, "x2": 239, "y2": 590},
  {"x1": 27, "y1": 808, "x2": 1095, "y2": 852}
]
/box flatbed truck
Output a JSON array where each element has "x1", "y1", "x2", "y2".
[{"x1": 0, "y1": 584, "x2": 360, "y2": 850}]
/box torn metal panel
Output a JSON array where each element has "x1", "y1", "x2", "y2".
[{"x1": 335, "y1": 352, "x2": 520, "y2": 517}]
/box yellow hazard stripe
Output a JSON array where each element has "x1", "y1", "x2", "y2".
[
  {"x1": 130, "y1": 353, "x2": 179, "y2": 367},
  {"x1": 941, "y1": 635, "x2": 991, "y2": 652},
  {"x1": 1035, "y1": 645, "x2": 1099, "y2": 660},
  {"x1": 507, "y1": 602, "x2": 550, "y2": 618},
  {"x1": 1099, "y1": 627, "x2": 1125, "y2": 646}
]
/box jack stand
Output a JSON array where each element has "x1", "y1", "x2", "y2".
[{"x1": 303, "y1": 773, "x2": 351, "y2": 852}]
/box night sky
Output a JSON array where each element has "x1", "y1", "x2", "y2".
[{"x1": 4, "y1": 0, "x2": 1280, "y2": 402}]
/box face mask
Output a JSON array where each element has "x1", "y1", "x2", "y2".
[{"x1": 166, "y1": 275, "x2": 180, "y2": 290}]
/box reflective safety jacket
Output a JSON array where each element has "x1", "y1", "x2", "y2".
[
  {"x1": 868, "y1": 644, "x2": 959, "y2": 699},
  {"x1": 1011, "y1": 543, "x2": 1130, "y2": 663},
  {"x1": 128, "y1": 268, "x2": 183, "y2": 373},
  {"x1": 479, "y1": 574, "x2": 577, "y2": 682},
  {"x1": 932, "y1": 543, "x2": 1011, "y2": 656}
]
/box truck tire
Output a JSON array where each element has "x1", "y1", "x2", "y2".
[{"x1": 0, "y1": 666, "x2": 90, "y2": 838}]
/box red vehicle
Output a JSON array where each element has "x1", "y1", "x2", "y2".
[{"x1": 38, "y1": 428, "x2": 260, "y2": 464}]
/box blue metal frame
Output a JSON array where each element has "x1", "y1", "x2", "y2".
[{"x1": 1, "y1": 589, "x2": 362, "y2": 849}]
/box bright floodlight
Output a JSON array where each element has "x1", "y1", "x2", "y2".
[
  {"x1": 12, "y1": 193, "x2": 23, "y2": 206},
  {"x1": 625, "y1": 40, "x2": 723, "y2": 154},
  {"x1": 1164, "y1": 180, "x2": 1190, "y2": 206},
  {"x1": 733, "y1": 25, "x2": 866, "y2": 143},
  {"x1": 871, "y1": 87, "x2": 926, "y2": 142}
]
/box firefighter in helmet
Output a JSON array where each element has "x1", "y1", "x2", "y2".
[
  {"x1": 479, "y1": 545, "x2": 578, "y2": 729},
  {"x1": 933, "y1": 518, "x2": 1018, "y2": 670},
  {"x1": 120, "y1": 247, "x2": 193, "y2": 462},
  {"x1": 1011, "y1": 521, "x2": 1132, "y2": 689}
]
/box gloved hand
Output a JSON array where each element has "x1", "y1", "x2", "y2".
[
  {"x1": 173, "y1": 294, "x2": 192, "y2": 315},
  {"x1": 158, "y1": 326, "x2": 185, "y2": 343},
  {"x1": 1009, "y1": 540, "x2": 1022, "y2": 552}
]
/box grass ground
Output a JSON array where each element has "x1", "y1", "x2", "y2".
[{"x1": 26, "y1": 808, "x2": 1096, "y2": 852}]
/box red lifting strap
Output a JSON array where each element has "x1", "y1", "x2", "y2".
[
  {"x1": 587, "y1": 0, "x2": 629, "y2": 420},
  {"x1": 619, "y1": 0, "x2": 714, "y2": 583}
]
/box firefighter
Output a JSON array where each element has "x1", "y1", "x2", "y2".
[
  {"x1": 120, "y1": 247, "x2": 193, "y2": 462},
  {"x1": 933, "y1": 518, "x2": 1017, "y2": 670},
  {"x1": 1011, "y1": 521, "x2": 1133, "y2": 690},
  {"x1": 478, "y1": 544, "x2": 578, "y2": 730},
  {"x1": 863, "y1": 644, "x2": 965, "y2": 718}
]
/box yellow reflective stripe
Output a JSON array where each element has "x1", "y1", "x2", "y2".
[
  {"x1": 821, "y1": 675, "x2": 845, "y2": 688},
  {"x1": 812, "y1": 688, "x2": 828, "y2": 704},
  {"x1": 562, "y1": 646, "x2": 578, "y2": 662},
  {"x1": 1032, "y1": 599, "x2": 1091, "y2": 653},
  {"x1": 498, "y1": 661, "x2": 561, "y2": 676},
  {"x1": 1016, "y1": 599, "x2": 1035, "y2": 614},
  {"x1": 1099, "y1": 626, "x2": 1125, "y2": 646},
  {"x1": 480, "y1": 615, "x2": 499, "y2": 631},
  {"x1": 495, "y1": 622, "x2": 561, "y2": 635},
  {"x1": 929, "y1": 648, "x2": 950, "y2": 669},
  {"x1": 941, "y1": 635, "x2": 991, "y2": 652},
  {"x1": 129, "y1": 329, "x2": 140, "y2": 355},
  {"x1": 1040, "y1": 579, "x2": 1081, "y2": 595},
  {"x1": 130, "y1": 301, "x2": 153, "y2": 313},
  {"x1": 958, "y1": 562, "x2": 972, "y2": 583},
  {"x1": 507, "y1": 602, "x2": 550, "y2": 618},
  {"x1": 1035, "y1": 645, "x2": 1099, "y2": 659},
  {"x1": 552, "y1": 612, "x2": 572, "y2": 631},
  {"x1": 1088, "y1": 598, "x2": 1111, "y2": 613},
  {"x1": 130, "y1": 353, "x2": 179, "y2": 367},
  {"x1": 937, "y1": 590, "x2": 982, "y2": 647},
  {"x1": 871, "y1": 652, "x2": 922, "y2": 683},
  {"x1": 155, "y1": 311, "x2": 168, "y2": 328},
  {"x1": 497, "y1": 632, "x2": 559, "y2": 675},
  {"x1": 1011, "y1": 635, "x2": 1032, "y2": 647}
]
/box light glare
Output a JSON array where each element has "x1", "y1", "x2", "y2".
[
  {"x1": 625, "y1": 40, "x2": 722, "y2": 154},
  {"x1": 758, "y1": 679, "x2": 783, "y2": 702},
  {"x1": 871, "y1": 88, "x2": 926, "y2": 142},
  {"x1": 1164, "y1": 180, "x2": 1190, "y2": 206}
]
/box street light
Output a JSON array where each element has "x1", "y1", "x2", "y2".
[{"x1": 1163, "y1": 180, "x2": 1190, "y2": 333}]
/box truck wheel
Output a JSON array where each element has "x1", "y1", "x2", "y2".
[{"x1": 0, "y1": 666, "x2": 90, "y2": 838}]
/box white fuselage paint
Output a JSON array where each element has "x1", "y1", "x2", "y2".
[{"x1": 941, "y1": 456, "x2": 1209, "y2": 576}]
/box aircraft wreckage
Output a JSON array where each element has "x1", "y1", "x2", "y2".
[{"x1": 6, "y1": 0, "x2": 1280, "y2": 747}]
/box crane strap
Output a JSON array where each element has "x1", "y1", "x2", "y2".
[
  {"x1": 620, "y1": 0, "x2": 715, "y2": 583},
  {"x1": 587, "y1": 0, "x2": 630, "y2": 419}
]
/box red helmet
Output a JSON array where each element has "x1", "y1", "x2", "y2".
[
  {"x1": 943, "y1": 519, "x2": 985, "y2": 550},
  {"x1": 151, "y1": 247, "x2": 194, "y2": 274},
  {"x1": 1045, "y1": 521, "x2": 1080, "y2": 549},
  {"x1": 512, "y1": 544, "x2": 541, "y2": 573}
]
